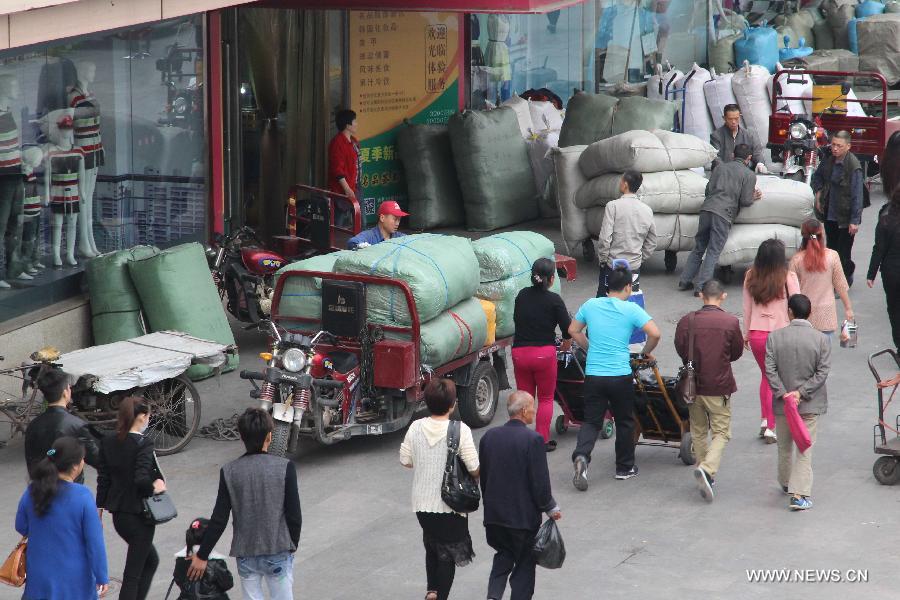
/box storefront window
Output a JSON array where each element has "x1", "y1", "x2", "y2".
[{"x1": 0, "y1": 15, "x2": 208, "y2": 323}]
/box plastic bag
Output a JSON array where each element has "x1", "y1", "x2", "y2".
[{"x1": 532, "y1": 518, "x2": 566, "y2": 569}]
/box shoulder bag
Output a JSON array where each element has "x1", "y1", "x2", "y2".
[
  {"x1": 676, "y1": 311, "x2": 697, "y2": 405},
  {"x1": 440, "y1": 420, "x2": 481, "y2": 514},
  {"x1": 0, "y1": 537, "x2": 26, "y2": 587},
  {"x1": 142, "y1": 443, "x2": 178, "y2": 525}
]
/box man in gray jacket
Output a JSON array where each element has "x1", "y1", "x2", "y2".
[
  {"x1": 678, "y1": 143, "x2": 760, "y2": 294},
  {"x1": 765, "y1": 294, "x2": 831, "y2": 511},
  {"x1": 710, "y1": 103, "x2": 771, "y2": 172}
]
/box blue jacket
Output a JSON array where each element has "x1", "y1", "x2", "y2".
[{"x1": 347, "y1": 226, "x2": 406, "y2": 250}]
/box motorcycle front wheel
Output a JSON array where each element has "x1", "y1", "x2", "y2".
[{"x1": 269, "y1": 420, "x2": 291, "y2": 457}]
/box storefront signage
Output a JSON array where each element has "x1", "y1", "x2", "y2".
[{"x1": 349, "y1": 10, "x2": 461, "y2": 226}]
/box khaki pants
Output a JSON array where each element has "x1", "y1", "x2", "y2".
[
  {"x1": 775, "y1": 413, "x2": 819, "y2": 497},
  {"x1": 688, "y1": 395, "x2": 732, "y2": 477}
]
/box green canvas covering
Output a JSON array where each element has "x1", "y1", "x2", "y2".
[
  {"x1": 274, "y1": 251, "x2": 355, "y2": 326},
  {"x1": 396, "y1": 123, "x2": 465, "y2": 230},
  {"x1": 558, "y1": 92, "x2": 617, "y2": 147},
  {"x1": 489, "y1": 273, "x2": 562, "y2": 339},
  {"x1": 86, "y1": 246, "x2": 159, "y2": 345},
  {"x1": 448, "y1": 108, "x2": 539, "y2": 231},
  {"x1": 610, "y1": 97, "x2": 677, "y2": 136},
  {"x1": 418, "y1": 297, "x2": 488, "y2": 366},
  {"x1": 333, "y1": 233, "x2": 480, "y2": 326},
  {"x1": 128, "y1": 242, "x2": 237, "y2": 380},
  {"x1": 472, "y1": 231, "x2": 555, "y2": 284}
]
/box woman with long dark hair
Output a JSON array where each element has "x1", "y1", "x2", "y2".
[
  {"x1": 880, "y1": 131, "x2": 900, "y2": 198},
  {"x1": 512, "y1": 257, "x2": 571, "y2": 451},
  {"x1": 15, "y1": 436, "x2": 109, "y2": 599},
  {"x1": 789, "y1": 218, "x2": 855, "y2": 340},
  {"x1": 97, "y1": 397, "x2": 166, "y2": 600},
  {"x1": 742, "y1": 239, "x2": 800, "y2": 443},
  {"x1": 868, "y1": 186, "x2": 900, "y2": 352}
]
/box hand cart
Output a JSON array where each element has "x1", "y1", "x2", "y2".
[
  {"x1": 869, "y1": 349, "x2": 900, "y2": 485},
  {"x1": 632, "y1": 356, "x2": 694, "y2": 465}
]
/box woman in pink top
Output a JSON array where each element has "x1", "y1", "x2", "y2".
[
  {"x1": 742, "y1": 239, "x2": 800, "y2": 443},
  {"x1": 789, "y1": 219, "x2": 855, "y2": 341}
]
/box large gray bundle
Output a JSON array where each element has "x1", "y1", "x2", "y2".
[
  {"x1": 785, "y1": 49, "x2": 858, "y2": 71},
  {"x1": 472, "y1": 231, "x2": 555, "y2": 284},
  {"x1": 558, "y1": 93, "x2": 617, "y2": 147},
  {"x1": 813, "y1": 16, "x2": 836, "y2": 48},
  {"x1": 449, "y1": 108, "x2": 539, "y2": 231},
  {"x1": 719, "y1": 224, "x2": 802, "y2": 265},
  {"x1": 585, "y1": 209, "x2": 698, "y2": 252},
  {"x1": 419, "y1": 298, "x2": 488, "y2": 366},
  {"x1": 823, "y1": 0, "x2": 859, "y2": 48},
  {"x1": 526, "y1": 130, "x2": 561, "y2": 218},
  {"x1": 550, "y1": 145, "x2": 590, "y2": 253},
  {"x1": 775, "y1": 10, "x2": 816, "y2": 46},
  {"x1": 333, "y1": 233, "x2": 479, "y2": 326},
  {"x1": 578, "y1": 130, "x2": 717, "y2": 178},
  {"x1": 610, "y1": 97, "x2": 677, "y2": 136},
  {"x1": 709, "y1": 33, "x2": 741, "y2": 74},
  {"x1": 858, "y1": 14, "x2": 900, "y2": 85},
  {"x1": 575, "y1": 170, "x2": 707, "y2": 213},
  {"x1": 274, "y1": 251, "x2": 355, "y2": 325},
  {"x1": 735, "y1": 176, "x2": 814, "y2": 226},
  {"x1": 396, "y1": 123, "x2": 465, "y2": 229}
]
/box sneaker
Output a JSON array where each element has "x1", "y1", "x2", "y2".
[
  {"x1": 615, "y1": 465, "x2": 639, "y2": 480},
  {"x1": 677, "y1": 281, "x2": 694, "y2": 291},
  {"x1": 759, "y1": 420, "x2": 768, "y2": 438},
  {"x1": 763, "y1": 429, "x2": 777, "y2": 444},
  {"x1": 789, "y1": 496, "x2": 813, "y2": 511},
  {"x1": 694, "y1": 467, "x2": 715, "y2": 503},
  {"x1": 573, "y1": 456, "x2": 589, "y2": 491}
]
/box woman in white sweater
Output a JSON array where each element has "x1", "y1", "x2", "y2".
[{"x1": 400, "y1": 378, "x2": 480, "y2": 600}]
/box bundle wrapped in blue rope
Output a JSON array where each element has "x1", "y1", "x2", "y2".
[{"x1": 274, "y1": 250, "x2": 356, "y2": 326}]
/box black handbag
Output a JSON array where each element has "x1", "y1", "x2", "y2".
[
  {"x1": 142, "y1": 449, "x2": 178, "y2": 525},
  {"x1": 440, "y1": 420, "x2": 480, "y2": 514}
]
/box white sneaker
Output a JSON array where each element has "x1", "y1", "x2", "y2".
[
  {"x1": 759, "y1": 420, "x2": 768, "y2": 438},
  {"x1": 763, "y1": 428, "x2": 777, "y2": 444}
]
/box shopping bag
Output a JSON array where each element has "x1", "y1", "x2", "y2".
[
  {"x1": 532, "y1": 519, "x2": 566, "y2": 569},
  {"x1": 784, "y1": 399, "x2": 811, "y2": 453}
]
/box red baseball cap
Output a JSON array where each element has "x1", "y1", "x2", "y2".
[{"x1": 378, "y1": 200, "x2": 409, "y2": 217}]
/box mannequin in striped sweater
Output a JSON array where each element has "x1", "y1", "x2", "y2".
[
  {"x1": 41, "y1": 108, "x2": 85, "y2": 268},
  {"x1": 69, "y1": 61, "x2": 103, "y2": 257},
  {"x1": 0, "y1": 74, "x2": 24, "y2": 288}
]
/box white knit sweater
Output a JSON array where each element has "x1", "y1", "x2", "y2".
[{"x1": 399, "y1": 417, "x2": 480, "y2": 514}]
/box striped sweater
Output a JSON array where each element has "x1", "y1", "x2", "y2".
[
  {"x1": 68, "y1": 87, "x2": 103, "y2": 169},
  {"x1": 0, "y1": 111, "x2": 22, "y2": 175}
]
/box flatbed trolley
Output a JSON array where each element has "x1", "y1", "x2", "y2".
[{"x1": 869, "y1": 349, "x2": 900, "y2": 485}]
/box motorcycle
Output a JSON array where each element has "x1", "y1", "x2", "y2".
[
  {"x1": 207, "y1": 226, "x2": 287, "y2": 325},
  {"x1": 780, "y1": 114, "x2": 827, "y2": 185}
]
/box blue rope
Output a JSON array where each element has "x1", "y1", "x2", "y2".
[
  {"x1": 367, "y1": 235, "x2": 451, "y2": 322},
  {"x1": 480, "y1": 235, "x2": 546, "y2": 282}
]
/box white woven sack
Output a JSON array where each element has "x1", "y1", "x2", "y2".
[
  {"x1": 550, "y1": 145, "x2": 589, "y2": 252},
  {"x1": 718, "y1": 224, "x2": 802, "y2": 266},
  {"x1": 647, "y1": 64, "x2": 684, "y2": 103},
  {"x1": 704, "y1": 70, "x2": 742, "y2": 130},
  {"x1": 527, "y1": 130, "x2": 560, "y2": 207},
  {"x1": 672, "y1": 213, "x2": 700, "y2": 252},
  {"x1": 528, "y1": 100, "x2": 563, "y2": 132},
  {"x1": 574, "y1": 170, "x2": 707, "y2": 213},
  {"x1": 682, "y1": 63, "x2": 715, "y2": 143},
  {"x1": 501, "y1": 94, "x2": 535, "y2": 138},
  {"x1": 734, "y1": 175, "x2": 814, "y2": 226},
  {"x1": 767, "y1": 63, "x2": 812, "y2": 116},
  {"x1": 731, "y1": 62, "x2": 772, "y2": 159},
  {"x1": 578, "y1": 130, "x2": 717, "y2": 178},
  {"x1": 585, "y1": 209, "x2": 695, "y2": 252}
]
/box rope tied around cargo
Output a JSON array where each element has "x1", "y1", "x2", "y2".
[
  {"x1": 371, "y1": 235, "x2": 450, "y2": 322},
  {"x1": 487, "y1": 235, "x2": 537, "y2": 280},
  {"x1": 449, "y1": 310, "x2": 474, "y2": 358}
]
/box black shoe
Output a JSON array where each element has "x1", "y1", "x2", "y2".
[
  {"x1": 545, "y1": 440, "x2": 558, "y2": 452},
  {"x1": 615, "y1": 465, "x2": 639, "y2": 480},
  {"x1": 573, "y1": 456, "x2": 589, "y2": 491},
  {"x1": 677, "y1": 281, "x2": 694, "y2": 291},
  {"x1": 694, "y1": 467, "x2": 714, "y2": 503}
]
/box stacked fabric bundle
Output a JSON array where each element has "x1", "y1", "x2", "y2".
[
  {"x1": 857, "y1": 14, "x2": 900, "y2": 85},
  {"x1": 396, "y1": 122, "x2": 465, "y2": 230},
  {"x1": 274, "y1": 250, "x2": 356, "y2": 327},
  {"x1": 558, "y1": 92, "x2": 677, "y2": 147},
  {"x1": 86, "y1": 245, "x2": 159, "y2": 345},
  {"x1": 472, "y1": 231, "x2": 559, "y2": 339}
]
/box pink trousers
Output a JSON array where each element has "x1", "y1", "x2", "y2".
[
  {"x1": 511, "y1": 345, "x2": 557, "y2": 443},
  {"x1": 749, "y1": 330, "x2": 774, "y2": 430}
]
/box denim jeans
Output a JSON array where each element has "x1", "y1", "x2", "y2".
[{"x1": 236, "y1": 552, "x2": 294, "y2": 600}]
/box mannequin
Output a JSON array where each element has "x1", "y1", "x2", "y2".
[
  {"x1": 69, "y1": 60, "x2": 103, "y2": 257},
  {"x1": 41, "y1": 109, "x2": 85, "y2": 268},
  {"x1": 0, "y1": 74, "x2": 24, "y2": 289},
  {"x1": 17, "y1": 146, "x2": 45, "y2": 277}
]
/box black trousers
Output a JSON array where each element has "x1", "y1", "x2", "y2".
[
  {"x1": 825, "y1": 220, "x2": 856, "y2": 283},
  {"x1": 572, "y1": 375, "x2": 636, "y2": 471},
  {"x1": 884, "y1": 274, "x2": 900, "y2": 352},
  {"x1": 485, "y1": 524, "x2": 537, "y2": 600},
  {"x1": 112, "y1": 512, "x2": 159, "y2": 600},
  {"x1": 416, "y1": 512, "x2": 472, "y2": 600}
]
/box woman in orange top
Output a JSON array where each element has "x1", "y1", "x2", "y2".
[{"x1": 742, "y1": 239, "x2": 800, "y2": 443}]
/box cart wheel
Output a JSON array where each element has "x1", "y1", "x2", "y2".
[
  {"x1": 679, "y1": 431, "x2": 694, "y2": 465},
  {"x1": 664, "y1": 251, "x2": 677, "y2": 273},
  {"x1": 140, "y1": 375, "x2": 201, "y2": 456},
  {"x1": 269, "y1": 420, "x2": 291, "y2": 458},
  {"x1": 873, "y1": 456, "x2": 900, "y2": 485},
  {"x1": 555, "y1": 415, "x2": 568, "y2": 435},
  {"x1": 458, "y1": 361, "x2": 499, "y2": 428},
  {"x1": 600, "y1": 418, "x2": 615, "y2": 439}
]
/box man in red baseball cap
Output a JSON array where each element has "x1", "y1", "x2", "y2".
[{"x1": 347, "y1": 200, "x2": 409, "y2": 249}]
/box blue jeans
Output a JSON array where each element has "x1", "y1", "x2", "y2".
[{"x1": 236, "y1": 553, "x2": 294, "y2": 600}]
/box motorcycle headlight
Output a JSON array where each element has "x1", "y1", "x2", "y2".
[
  {"x1": 789, "y1": 122, "x2": 808, "y2": 140},
  {"x1": 281, "y1": 348, "x2": 307, "y2": 373}
]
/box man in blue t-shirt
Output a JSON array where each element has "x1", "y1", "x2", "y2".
[{"x1": 568, "y1": 264, "x2": 661, "y2": 489}]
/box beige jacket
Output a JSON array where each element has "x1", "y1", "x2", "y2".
[{"x1": 596, "y1": 194, "x2": 657, "y2": 270}]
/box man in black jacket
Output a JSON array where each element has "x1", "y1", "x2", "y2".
[
  {"x1": 479, "y1": 391, "x2": 561, "y2": 600},
  {"x1": 24, "y1": 367, "x2": 99, "y2": 482}
]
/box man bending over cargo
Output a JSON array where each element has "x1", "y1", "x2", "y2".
[
  {"x1": 710, "y1": 104, "x2": 772, "y2": 173},
  {"x1": 678, "y1": 143, "x2": 761, "y2": 295},
  {"x1": 347, "y1": 200, "x2": 409, "y2": 249}
]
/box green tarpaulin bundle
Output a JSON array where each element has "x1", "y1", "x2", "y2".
[
  {"x1": 396, "y1": 122, "x2": 466, "y2": 230},
  {"x1": 86, "y1": 246, "x2": 159, "y2": 345},
  {"x1": 418, "y1": 297, "x2": 488, "y2": 366},
  {"x1": 558, "y1": 92, "x2": 677, "y2": 148},
  {"x1": 128, "y1": 242, "x2": 237, "y2": 381},
  {"x1": 333, "y1": 233, "x2": 480, "y2": 326},
  {"x1": 448, "y1": 108, "x2": 539, "y2": 231},
  {"x1": 274, "y1": 251, "x2": 355, "y2": 326}
]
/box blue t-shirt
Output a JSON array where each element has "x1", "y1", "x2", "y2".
[{"x1": 574, "y1": 297, "x2": 652, "y2": 376}]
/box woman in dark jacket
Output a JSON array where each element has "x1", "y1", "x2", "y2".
[
  {"x1": 97, "y1": 397, "x2": 166, "y2": 600},
  {"x1": 868, "y1": 186, "x2": 900, "y2": 352}
]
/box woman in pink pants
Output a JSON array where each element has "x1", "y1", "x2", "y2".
[
  {"x1": 742, "y1": 239, "x2": 800, "y2": 443},
  {"x1": 511, "y1": 258, "x2": 572, "y2": 451}
]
